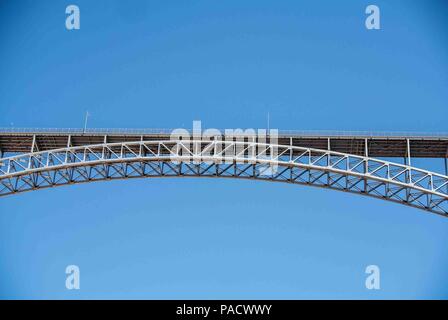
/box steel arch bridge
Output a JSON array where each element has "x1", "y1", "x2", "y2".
[{"x1": 0, "y1": 129, "x2": 447, "y2": 217}]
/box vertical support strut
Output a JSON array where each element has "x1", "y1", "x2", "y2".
[
  {"x1": 407, "y1": 138, "x2": 412, "y2": 185},
  {"x1": 445, "y1": 146, "x2": 448, "y2": 193},
  {"x1": 139, "y1": 135, "x2": 143, "y2": 157},
  {"x1": 31, "y1": 135, "x2": 37, "y2": 152},
  {"x1": 327, "y1": 138, "x2": 331, "y2": 185},
  {"x1": 290, "y1": 137, "x2": 293, "y2": 162},
  {"x1": 65, "y1": 135, "x2": 71, "y2": 163},
  {"x1": 406, "y1": 138, "x2": 412, "y2": 167},
  {"x1": 445, "y1": 157, "x2": 448, "y2": 176},
  {"x1": 445, "y1": 155, "x2": 448, "y2": 194},
  {"x1": 364, "y1": 138, "x2": 369, "y2": 193},
  {"x1": 406, "y1": 138, "x2": 412, "y2": 202},
  {"x1": 102, "y1": 135, "x2": 107, "y2": 160},
  {"x1": 365, "y1": 138, "x2": 369, "y2": 158},
  {"x1": 445, "y1": 145, "x2": 448, "y2": 176},
  {"x1": 289, "y1": 137, "x2": 293, "y2": 181}
]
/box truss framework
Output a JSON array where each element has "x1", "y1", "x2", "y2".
[{"x1": 0, "y1": 140, "x2": 447, "y2": 216}]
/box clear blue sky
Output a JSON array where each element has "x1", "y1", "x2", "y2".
[{"x1": 0, "y1": 0, "x2": 448, "y2": 299}]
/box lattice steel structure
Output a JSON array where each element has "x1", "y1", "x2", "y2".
[{"x1": 0, "y1": 134, "x2": 447, "y2": 217}]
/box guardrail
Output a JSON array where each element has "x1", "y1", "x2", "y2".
[{"x1": 0, "y1": 127, "x2": 447, "y2": 137}]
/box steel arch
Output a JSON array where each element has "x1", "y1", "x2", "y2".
[{"x1": 0, "y1": 140, "x2": 447, "y2": 216}]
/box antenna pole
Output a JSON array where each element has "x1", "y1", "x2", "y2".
[
  {"x1": 267, "y1": 112, "x2": 270, "y2": 132},
  {"x1": 83, "y1": 111, "x2": 89, "y2": 133}
]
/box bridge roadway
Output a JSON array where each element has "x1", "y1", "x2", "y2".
[{"x1": 0, "y1": 129, "x2": 447, "y2": 160}]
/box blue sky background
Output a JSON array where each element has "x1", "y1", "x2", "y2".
[{"x1": 0, "y1": 0, "x2": 448, "y2": 299}]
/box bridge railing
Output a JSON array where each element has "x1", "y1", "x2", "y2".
[{"x1": 0, "y1": 127, "x2": 447, "y2": 137}]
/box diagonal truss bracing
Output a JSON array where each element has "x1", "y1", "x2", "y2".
[{"x1": 0, "y1": 140, "x2": 447, "y2": 216}]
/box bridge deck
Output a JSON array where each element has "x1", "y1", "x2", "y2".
[{"x1": 0, "y1": 130, "x2": 447, "y2": 158}]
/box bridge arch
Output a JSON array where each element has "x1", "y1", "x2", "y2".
[{"x1": 0, "y1": 140, "x2": 447, "y2": 216}]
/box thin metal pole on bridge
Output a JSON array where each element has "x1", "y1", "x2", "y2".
[
  {"x1": 267, "y1": 112, "x2": 270, "y2": 133},
  {"x1": 83, "y1": 111, "x2": 90, "y2": 134}
]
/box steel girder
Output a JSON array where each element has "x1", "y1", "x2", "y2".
[{"x1": 0, "y1": 140, "x2": 447, "y2": 216}]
